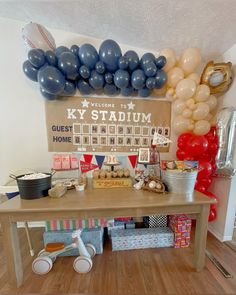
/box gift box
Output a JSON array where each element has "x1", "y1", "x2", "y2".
[
  {"x1": 45, "y1": 218, "x2": 110, "y2": 231},
  {"x1": 168, "y1": 214, "x2": 192, "y2": 248},
  {"x1": 43, "y1": 227, "x2": 104, "y2": 256},
  {"x1": 111, "y1": 227, "x2": 174, "y2": 251},
  {"x1": 143, "y1": 215, "x2": 167, "y2": 228}
]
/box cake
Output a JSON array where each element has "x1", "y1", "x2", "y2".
[{"x1": 106, "y1": 155, "x2": 119, "y2": 165}]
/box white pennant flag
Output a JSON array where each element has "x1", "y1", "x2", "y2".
[{"x1": 153, "y1": 131, "x2": 172, "y2": 145}]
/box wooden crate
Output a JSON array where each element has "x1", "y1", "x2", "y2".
[{"x1": 92, "y1": 178, "x2": 133, "y2": 189}]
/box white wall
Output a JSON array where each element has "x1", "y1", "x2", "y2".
[
  {"x1": 208, "y1": 44, "x2": 236, "y2": 241},
  {"x1": 0, "y1": 17, "x2": 175, "y2": 185}
]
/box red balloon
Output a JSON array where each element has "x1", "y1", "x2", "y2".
[
  {"x1": 186, "y1": 135, "x2": 208, "y2": 158},
  {"x1": 197, "y1": 160, "x2": 213, "y2": 180},
  {"x1": 176, "y1": 149, "x2": 187, "y2": 160},
  {"x1": 195, "y1": 183, "x2": 207, "y2": 193},
  {"x1": 200, "y1": 153, "x2": 212, "y2": 161},
  {"x1": 208, "y1": 142, "x2": 218, "y2": 154},
  {"x1": 177, "y1": 133, "x2": 193, "y2": 150},
  {"x1": 210, "y1": 203, "x2": 217, "y2": 210},
  {"x1": 198, "y1": 178, "x2": 212, "y2": 189},
  {"x1": 205, "y1": 127, "x2": 217, "y2": 143},
  {"x1": 204, "y1": 191, "x2": 218, "y2": 204},
  {"x1": 208, "y1": 208, "x2": 217, "y2": 222}
]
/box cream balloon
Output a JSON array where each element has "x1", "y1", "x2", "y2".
[
  {"x1": 193, "y1": 120, "x2": 210, "y2": 135},
  {"x1": 166, "y1": 87, "x2": 175, "y2": 99},
  {"x1": 173, "y1": 116, "x2": 191, "y2": 134},
  {"x1": 186, "y1": 98, "x2": 195, "y2": 108},
  {"x1": 175, "y1": 78, "x2": 196, "y2": 100},
  {"x1": 205, "y1": 113, "x2": 213, "y2": 122},
  {"x1": 192, "y1": 102, "x2": 210, "y2": 120},
  {"x1": 206, "y1": 95, "x2": 217, "y2": 111},
  {"x1": 179, "y1": 47, "x2": 201, "y2": 74},
  {"x1": 188, "y1": 73, "x2": 200, "y2": 85},
  {"x1": 167, "y1": 67, "x2": 184, "y2": 88},
  {"x1": 188, "y1": 123, "x2": 195, "y2": 131},
  {"x1": 182, "y1": 108, "x2": 193, "y2": 118},
  {"x1": 173, "y1": 99, "x2": 186, "y2": 114},
  {"x1": 195, "y1": 84, "x2": 210, "y2": 102},
  {"x1": 160, "y1": 48, "x2": 176, "y2": 72}
]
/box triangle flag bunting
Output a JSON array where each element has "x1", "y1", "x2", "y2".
[
  {"x1": 95, "y1": 155, "x2": 105, "y2": 168},
  {"x1": 128, "y1": 155, "x2": 138, "y2": 169},
  {"x1": 153, "y1": 132, "x2": 172, "y2": 145},
  {"x1": 80, "y1": 161, "x2": 98, "y2": 174},
  {"x1": 83, "y1": 154, "x2": 93, "y2": 164}
]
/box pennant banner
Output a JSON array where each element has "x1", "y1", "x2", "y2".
[
  {"x1": 80, "y1": 160, "x2": 98, "y2": 174},
  {"x1": 95, "y1": 155, "x2": 105, "y2": 168},
  {"x1": 83, "y1": 154, "x2": 93, "y2": 163},
  {"x1": 128, "y1": 155, "x2": 138, "y2": 169}
]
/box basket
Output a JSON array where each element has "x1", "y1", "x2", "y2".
[{"x1": 162, "y1": 170, "x2": 198, "y2": 195}]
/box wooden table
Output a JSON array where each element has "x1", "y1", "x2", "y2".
[{"x1": 0, "y1": 187, "x2": 215, "y2": 287}]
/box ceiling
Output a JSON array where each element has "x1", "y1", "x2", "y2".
[{"x1": 1, "y1": 0, "x2": 236, "y2": 57}]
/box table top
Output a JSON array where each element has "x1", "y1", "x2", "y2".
[{"x1": 0, "y1": 186, "x2": 215, "y2": 214}]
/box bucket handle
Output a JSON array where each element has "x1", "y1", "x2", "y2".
[
  {"x1": 51, "y1": 169, "x2": 56, "y2": 176},
  {"x1": 9, "y1": 173, "x2": 17, "y2": 180}
]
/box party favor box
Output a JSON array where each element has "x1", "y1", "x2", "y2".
[
  {"x1": 45, "y1": 218, "x2": 110, "y2": 231},
  {"x1": 43, "y1": 227, "x2": 104, "y2": 256},
  {"x1": 111, "y1": 227, "x2": 174, "y2": 251}
]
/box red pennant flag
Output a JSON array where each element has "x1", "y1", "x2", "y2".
[
  {"x1": 80, "y1": 161, "x2": 98, "y2": 174},
  {"x1": 128, "y1": 155, "x2": 138, "y2": 169},
  {"x1": 83, "y1": 154, "x2": 93, "y2": 163}
]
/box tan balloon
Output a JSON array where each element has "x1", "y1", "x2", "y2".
[
  {"x1": 160, "y1": 48, "x2": 176, "y2": 72},
  {"x1": 188, "y1": 123, "x2": 195, "y2": 131},
  {"x1": 173, "y1": 115, "x2": 191, "y2": 134},
  {"x1": 193, "y1": 120, "x2": 210, "y2": 135},
  {"x1": 195, "y1": 84, "x2": 210, "y2": 102},
  {"x1": 205, "y1": 113, "x2": 213, "y2": 122},
  {"x1": 182, "y1": 108, "x2": 193, "y2": 118},
  {"x1": 179, "y1": 47, "x2": 201, "y2": 74},
  {"x1": 175, "y1": 78, "x2": 196, "y2": 100},
  {"x1": 167, "y1": 67, "x2": 185, "y2": 88},
  {"x1": 173, "y1": 99, "x2": 186, "y2": 114},
  {"x1": 166, "y1": 87, "x2": 175, "y2": 99},
  {"x1": 188, "y1": 73, "x2": 200, "y2": 85},
  {"x1": 192, "y1": 102, "x2": 210, "y2": 120},
  {"x1": 206, "y1": 95, "x2": 217, "y2": 111},
  {"x1": 186, "y1": 98, "x2": 195, "y2": 107}
]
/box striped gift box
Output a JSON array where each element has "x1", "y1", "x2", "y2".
[{"x1": 45, "y1": 218, "x2": 111, "y2": 231}]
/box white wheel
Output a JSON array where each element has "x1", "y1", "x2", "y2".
[
  {"x1": 73, "y1": 256, "x2": 93, "y2": 274},
  {"x1": 38, "y1": 249, "x2": 56, "y2": 262},
  {"x1": 85, "y1": 243, "x2": 96, "y2": 258},
  {"x1": 32, "y1": 256, "x2": 53, "y2": 275}
]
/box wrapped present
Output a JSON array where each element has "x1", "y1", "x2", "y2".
[
  {"x1": 45, "y1": 218, "x2": 110, "y2": 231},
  {"x1": 168, "y1": 214, "x2": 192, "y2": 248},
  {"x1": 111, "y1": 227, "x2": 174, "y2": 251},
  {"x1": 143, "y1": 215, "x2": 167, "y2": 228},
  {"x1": 43, "y1": 227, "x2": 104, "y2": 256},
  {"x1": 108, "y1": 219, "x2": 135, "y2": 235}
]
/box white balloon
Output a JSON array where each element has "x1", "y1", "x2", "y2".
[
  {"x1": 22, "y1": 22, "x2": 56, "y2": 51},
  {"x1": 206, "y1": 95, "x2": 217, "y2": 111},
  {"x1": 193, "y1": 120, "x2": 210, "y2": 135},
  {"x1": 173, "y1": 99, "x2": 186, "y2": 115},
  {"x1": 160, "y1": 48, "x2": 176, "y2": 72},
  {"x1": 192, "y1": 103, "x2": 210, "y2": 120},
  {"x1": 173, "y1": 115, "x2": 192, "y2": 134}
]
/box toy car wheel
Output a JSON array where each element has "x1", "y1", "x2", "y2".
[
  {"x1": 38, "y1": 249, "x2": 56, "y2": 263},
  {"x1": 32, "y1": 256, "x2": 53, "y2": 275},
  {"x1": 73, "y1": 256, "x2": 93, "y2": 273},
  {"x1": 85, "y1": 243, "x2": 96, "y2": 258}
]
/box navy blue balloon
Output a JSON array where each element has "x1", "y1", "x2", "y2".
[
  {"x1": 121, "y1": 86, "x2": 133, "y2": 97},
  {"x1": 66, "y1": 72, "x2": 80, "y2": 81},
  {"x1": 131, "y1": 69, "x2": 146, "y2": 90},
  {"x1": 104, "y1": 83, "x2": 117, "y2": 95},
  {"x1": 79, "y1": 65, "x2": 90, "y2": 79},
  {"x1": 143, "y1": 61, "x2": 157, "y2": 77},
  {"x1": 58, "y1": 52, "x2": 80, "y2": 77},
  {"x1": 89, "y1": 70, "x2": 104, "y2": 89},
  {"x1": 118, "y1": 56, "x2": 129, "y2": 70},
  {"x1": 22, "y1": 60, "x2": 38, "y2": 82},
  {"x1": 95, "y1": 61, "x2": 106, "y2": 74},
  {"x1": 61, "y1": 80, "x2": 76, "y2": 96},
  {"x1": 55, "y1": 46, "x2": 70, "y2": 57},
  {"x1": 105, "y1": 72, "x2": 113, "y2": 84},
  {"x1": 138, "y1": 87, "x2": 151, "y2": 97},
  {"x1": 79, "y1": 44, "x2": 98, "y2": 69},
  {"x1": 77, "y1": 80, "x2": 93, "y2": 95},
  {"x1": 45, "y1": 50, "x2": 57, "y2": 66},
  {"x1": 114, "y1": 69, "x2": 129, "y2": 89},
  {"x1": 146, "y1": 77, "x2": 156, "y2": 89},
  {"x1": 28, "y1": 49, "x2": 45, "y2": 68},
  {"x1": 37, "y1": 49, "x2": 45, "y2": 55},
  {"x1": 155, "y1": 69, "x2": 167, "y2": 88},
  {"x1": 99, "y1": 39, "x2": 122, "y2": 72},
  {"x1": 155, "y1": 56, "x2": 167, "y2": 69},
  {"x1": 140, "y1": 52, "x2": 156, "y2": 69},
  {"x1": 40, "y1": 87, "x2": 58, "y2": 100},
  {"x1": 70, "y1": 45, "x2": 79, "y2": 55},
  {"x1": 38, "y1": 66, "x2": 65, "y2": 94},
  {"x1": 124, "y1": 50, "x2": 139, "y2": 72}
]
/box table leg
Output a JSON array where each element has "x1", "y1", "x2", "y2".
[
  {"x1": 194, "y1": 204, "x2": 210, "y2": 271},
  {"x1": 1, "y1": 217, "x2": 23, "y2": 287}
]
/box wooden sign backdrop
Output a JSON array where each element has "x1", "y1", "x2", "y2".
[{"x1": 45, "y1": 97, "x2": 171, "y2": 152}]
